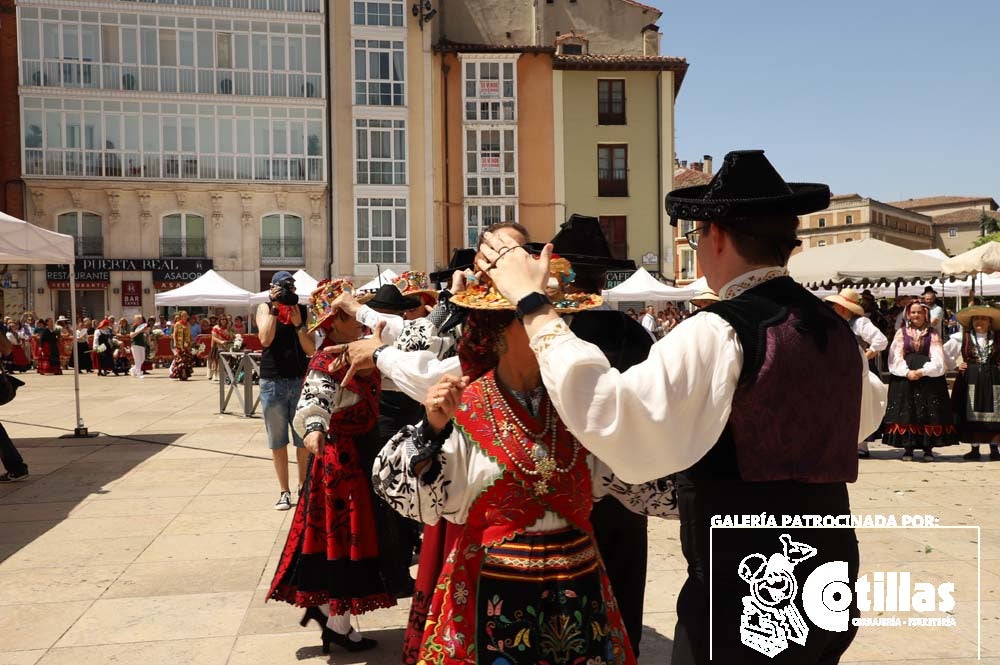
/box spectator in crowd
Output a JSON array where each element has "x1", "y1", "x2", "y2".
[
  {"x1": 256, "y1": 271, "x2": 315, "y2": 510},
  {"x1": 232, "y1": 315, "x2": 247, "y2": 335},
  {"x1": 0, "y1": 331, "x2": 28, "y2": 483},
  {"x1": 94, "y1": 318, "x2": 116, "y2": 377},
  {"x1": 639, "y1": 304, "x2": 657, "y2": 339},
  {"x1": 189, "y1": 317, "x2": 202, "y2": 339},
  {"x1": 923, "y1": 287, "x2": 945, "y2": 337},
  {"x1": 129, "y1": 315, "x2": 149, "y2": 379}
]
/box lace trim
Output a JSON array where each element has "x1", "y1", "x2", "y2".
[
  {"x1": 529, "y1": 319, "x2": 573, "y2": 354},
  {"x1": 718, "y1": 266, "x2": 788, "y2": 300},
  {"x1": 268, "y1": 586, "x2": 396, "y2": 615}
]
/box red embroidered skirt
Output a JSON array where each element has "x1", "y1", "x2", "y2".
[{"x1": 268, "y1": 436, "x2": 396, "y2": 615}]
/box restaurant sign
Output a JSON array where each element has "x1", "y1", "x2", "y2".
[{"x1": 46, "y1": 258, "x2": 213, "y2": 288}]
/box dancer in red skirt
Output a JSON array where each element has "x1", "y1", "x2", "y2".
[
  {"x1": 36, "y1": 318, "x2": 62, "y2": 375},
  {"x1": 268, "y1": 280, "x2": 395, "y2": 654}
]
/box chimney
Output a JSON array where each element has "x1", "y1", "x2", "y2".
[
  {"x1": 703, "y1": 155, "x2": 713, "y2": 175},
  {"x1": 691, "y1": 162, "x2": 703, "y2": 172},
  {"x1": 641, "y1": 24, "x2": 661, "y2": 57},
  {"x1": 680, "y1": 160, "x2": 687, "y2": 169}
]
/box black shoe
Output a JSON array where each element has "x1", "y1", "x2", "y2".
[
  {"x1": 321, "y1": 626, "x2": 377, "y2": 654},
  {"x1": 858, "y1": 450, "x2": 871, "y2": 459},
  {"x1": 299, "y1": 606, "x2": 326, "y2": 630},
  {"x1": 902, "y1": 448, "x2": 914, "y2": 461},
  {"x1": 963, "y1": 449, "x2": 982, "y2": 461},
  {"x1": 0, "y1": 470, "x2": 28, "y2": 482},
  {"x1": 991, "y1": 448, "x2": 1000, "y2": 461},
  {"x1": 921, "y1": 450, "x2": 934, "y2": 463}
]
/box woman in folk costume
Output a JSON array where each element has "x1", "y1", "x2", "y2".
[
  {"x1": 92, "y1": 318, "x2": 115, "y2": 376},
  {"x1": 268, "y1": 280, "x2": 395, "y2": 655},
  {"x1": 884, "y1": 300, "x2": 958, "y2": 460},
  {"x1": 372, "y1": 259, "x2": 677, "y2": 665},
  {"x1": 951, "y1": 306, "x2": 1000, "y2": 461},
  {"x1": 169, "y1": 311, "x2": 194, "y2": 381},
  {"x1": 35, "y1": 318, "x2": 62, "y2": 375}
]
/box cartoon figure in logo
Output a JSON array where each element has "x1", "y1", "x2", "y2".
[{"x1": 737, "y1": 534, "x2": 817, "y2": 658}]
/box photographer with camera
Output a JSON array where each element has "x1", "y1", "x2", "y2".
[{"x1": 256, "y1": 271, "x2": 315, "y2": 510}]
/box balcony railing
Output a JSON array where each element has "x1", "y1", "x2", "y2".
[
  {"x1": 160, "y1": 237, "x2": 207, "y2": 258},
  {"x1": 260, "y1": 239, "x2": 304, "y2": 265},
  {"x1": 598, "y1": 169, "x2": 629, "y2": 197}
]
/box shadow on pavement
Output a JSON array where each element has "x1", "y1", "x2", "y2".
[
  {"x1": 639, "y1": 624, "x2": 674, "y2": 664},
  {"x1": 0, "y1": 433, "x2": 183, "y2": 564}
]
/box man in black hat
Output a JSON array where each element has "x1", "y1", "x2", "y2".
[{"x1": 479, "y1": 150, "x2": 886, "y2": 664}]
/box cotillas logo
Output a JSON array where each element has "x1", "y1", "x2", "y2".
[{"x1": 737, "y1": 534, "x2": 957, "y2": 659}]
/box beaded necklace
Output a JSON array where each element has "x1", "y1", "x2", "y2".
[{"x1": 481, "y1": 373, "x2": 581, "y2": 496}]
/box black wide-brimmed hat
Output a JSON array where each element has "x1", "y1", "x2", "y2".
[
  {"x1": 429, "y1": 248, "x2": 478, "y2": 286},
  {"x1": 367, "y1": 284, "x2": 420, "y2": 312},
  {"x1": 665, "y1": 150, "x2": 831, "y2": 225},
  {"x1": 526, "y1": 214, "x2": 636, "y2": 272},
  {"x1": 570, "y1": 310, "x2": 653, "y2": 372}
]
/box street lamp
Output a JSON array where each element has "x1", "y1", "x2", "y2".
[{"x1": 411, "y1": 0, "x2": 437, "y2": 30}]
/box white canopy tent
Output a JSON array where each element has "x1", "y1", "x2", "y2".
[
  {"x1": 0, "y1": 212, "x2": 89, "y2": 436},
  {"x1": 602, "y1": 268, "x2": 697, "y2": 302},
  {"x1": 249, "y1": 269, "x2": 320, "y2": 305},
  {"x1": 787, "y1": 238, "x2": 944, "y2": 288},
  {"x1": 154, "y1": 269, "x2": 253, "y2": 307},
  {"x1": 357, "y1": 269, "x2": 398, "y2": 292}
]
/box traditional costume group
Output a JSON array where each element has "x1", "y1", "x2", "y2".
[{"x1": 264, "y1": 150, "x2": 900, "y2": 665}]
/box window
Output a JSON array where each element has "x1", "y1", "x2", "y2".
[
  {"x1": 355, "y1": 119, "x2": 406, "y2": 185},
  {"x1": 352, "y1": 0, "x2": 404, "y2": 27},
  {"x1": 353, "y1": 39, "x2": 405, "y2": 106},
  {"x1": 57, "y1": 211, "x2": 103, "y2": 256},
  {"x1": 465, "y1": 128, "x2": 516, "y2": 197},
  {"x1": 18, "y1": 10, "x2": 324, "y2": 99},
  {"x1": 560, "y1": 44, "x2": 583, "y2": 55},
  {"x1": 465, "y1": 202, "x2": 516, "y2": 247},
  {"x1": 818, "y1": 217, "x2": 826, "y2": 228},
  {"x1": 598, "y1": 144, "x2": 628, "y2": 197},
  {"x1": 114, "y1": 0, "x2": 323, "y2": 12},
  {"x1": 949, "y1": 227, "x2": 958, "y2": 238},
  {"x1": 22, "y1": 97, "x2": 324, "y2": 182},
  {"x1": 161, "y1": 213, "x2": 206, "y2": 257},
  {"x1": 356, "y1": 198, "x2": 407, "y2": 265},
  {"x1": 817, "y1": 239, "x2": 827, "y2": 247},
  {"x1": 463, "y1": 60, "x2": 516, "y2": 122},
  {"x1": 597, "y1": 79, "x2": 626, "y2": 125},
  {"x1": 598, "y1": 216, "x2": 628, "y2": 260},
  {"x1": 679, "y1": 247, "x2": 696, "y2": 280},
  {"x1": 261, "y1": 213, "x2": 304, "y2": 264},
  {"x1": 845, "y1": 214, "x2": 853, "y2": 225},
  {"x1": 678, "y1": 219, "x2": 696, "y2": 237}
]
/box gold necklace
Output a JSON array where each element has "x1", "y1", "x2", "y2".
[{"x1": 481, "y1": 375, "x2": 580, "y2": 496}]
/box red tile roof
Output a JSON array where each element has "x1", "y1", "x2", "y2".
[
  {"x1": 928, "y1": 208, "x2": 1000, "y2": 226},
  {"x1": 673, "y1": 168, "x2": 713, "y2": 188},
  {"x1": 888, "y1": 195, "x2": 997, "y2": 210},
  {"x1": 554, "y1": 54, "x2": 689, "y2": 93}
]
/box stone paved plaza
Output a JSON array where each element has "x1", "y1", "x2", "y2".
[{"x1": 0, "y1": 370, "x2": 997, "y2": 664}]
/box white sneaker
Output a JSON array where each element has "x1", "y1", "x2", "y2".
[{"x1": 274, "y1": 491, "x2": 292, "y2": 511}]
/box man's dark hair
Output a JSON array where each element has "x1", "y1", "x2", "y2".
[
  {"x1": 708, "y1": 216, "x2": 800, "y2": 266},
  {"x1": 477, "y1": 221, "x2": 530, "y2": 247}
]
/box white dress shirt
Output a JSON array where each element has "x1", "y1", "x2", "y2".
[
  {"x1": 529, "y1": 267, "x2": 888, "y2": 484},
  {"x1": 851, "y1": 316, "x2": 888, "y2": 352}
]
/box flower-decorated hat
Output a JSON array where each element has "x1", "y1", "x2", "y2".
[
  {"x1": 450, "y1": 255, "x2": 603, "y2": 313},
  {"x1": 307, "y1": 279, "x2": 373, "y2": 333},
  {"x1": 394, "y1": 271, "x2": 439, "y2": 304}
]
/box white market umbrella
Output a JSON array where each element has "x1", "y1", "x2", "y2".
[
  {"x1": 154, "y1": 269, "x2": 253, "y2": 307},
  {"x1": 357, "y1": 268, "x2": 398, "y2": 292},
  {"x1": 0, "y1": 212, "x2": 89, "y2": 436},
  {"x1": 941, "y1": 242, "x2": 1000, "y2": 276},
  {"x1": 249, "y1": 269, "x2": 320, "y2": 305},
  {"x1": 602, "y1": 267, "x2": 696, "y2": 302},
  {"x1": 788, "y1": 238, "x2": 943, "y2": 288}
]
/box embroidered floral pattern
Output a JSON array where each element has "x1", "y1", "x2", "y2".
[{"x1": 719, "y1": 266, "x2": 789, "y2": 300}]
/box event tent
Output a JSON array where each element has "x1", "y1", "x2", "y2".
[
  {"x1": 154, "y1": 269, "x2": 253, "y2": 307},
  {"x1": 357, "y1": 268, "x2": 398, "y2": 292},
  {"x1": 602, "y1": 268, "x2": 696, "y2": 302},
  {"x1": 249, "y1": 269, "x2": 320, "y2": 305},
  {"x1": 0, "y1": 212, "x2": 89, "y2": 435},
  {"x1": 941, "y1": 242, "x2": 1000, "y2": 276},
  {"x1": 787, "y1": 238, "x2": 944, "y2": 288}
]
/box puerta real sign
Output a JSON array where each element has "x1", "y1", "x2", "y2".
[{"x1": 46, "y1": 258, "x2": 214, "y2": 284}]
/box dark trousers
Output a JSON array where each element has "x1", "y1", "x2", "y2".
[
  {"x1": 591, "y1": 497, "x2": 648, "y2": 656},
  {"x1": 0, "y1": 423, "x2": 27, "y2": 476}
]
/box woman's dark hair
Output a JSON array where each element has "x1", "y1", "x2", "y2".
[{"x1": 457, "y1": 309, "x2": 517, "y2": 382}]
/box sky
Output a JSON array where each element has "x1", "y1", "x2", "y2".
[{"x1": 649, "y1": 0, "x2": 1000, "y2": 202}]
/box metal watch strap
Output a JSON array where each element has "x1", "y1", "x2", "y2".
[{"x1": 304, "y1": 422, "x2": 326, "y2": 436}]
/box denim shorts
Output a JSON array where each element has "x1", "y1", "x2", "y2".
[{"x1": 259, "y1": 377, "x2": 304, "y2": 450}]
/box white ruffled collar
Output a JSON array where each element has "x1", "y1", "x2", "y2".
[{"x1": 718, "y1": 266, "x2": 789, "y2": 300}]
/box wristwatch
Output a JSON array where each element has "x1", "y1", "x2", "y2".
[
  {"x1": 515, "y1": 292, "x2": 552, "y2": 321},
  {"x1": 371, "y1": 344, "x2": 390, "y2": 367},
  {"x1": 304, "y1": 422, "x2": 326, "y2": 437}
]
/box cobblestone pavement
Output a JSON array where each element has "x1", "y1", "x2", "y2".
[{"x1": 0, "y1": 371, "x2": 996, "y2": 664}]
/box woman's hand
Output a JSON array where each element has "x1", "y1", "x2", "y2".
[
  {"x1": 906, "y1": 369, "x2": 922, "y2": 381},
  {"x1": 425, "y1": 375, "x2": 470, "y2": 433},
  {"x1": 959, "y1": 362, "x2": 968, "y2": 373},
  {"x1": 304, "y1": 430, "x2": 325, "y2": 456}
]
